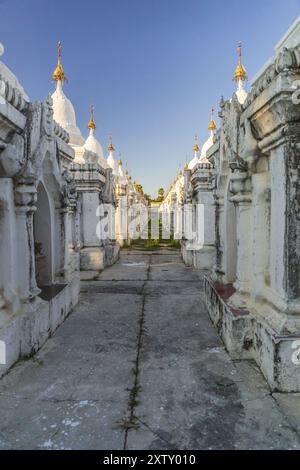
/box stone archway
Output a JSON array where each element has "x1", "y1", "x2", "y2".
[{"x1": 34, "y1": 182, "x2": 53, "y2": 287}]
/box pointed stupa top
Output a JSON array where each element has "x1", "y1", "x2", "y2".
[
  {"x1": 108, "y1": 135, "x2": 115, "y2": 152},
  {"x1": 233, "y1": 42, "x2": 247, "y2": 82},
  {"x1": 208, "y1": 107, "x2": 216, "y2": 131},
  {"x1": 51, "y1": 42, "x2": 84, "y2": 147},
  {"x1": 189, "y1": 136, "x2": 199, "y2": 170},
  {"x1": 87, "y1": 105, "x2": 96, "y2": 130},
  {"x1": 193, "y1": 135, "x2": 200, "y2": 153},
  {"x1": 52, "y1": 41, "x2": 66, "y2": 83},
  {"x1": 107, "y1": 135, "x2": 116, "y2": 173},
  {"x1": 200, "y1": 108, "x2": 216, "y2": 162}
]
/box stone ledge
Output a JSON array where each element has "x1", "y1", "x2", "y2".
[
  {"x1": 204, "y1": 276, "x2": 300, "y2": 392},
  {"x1": 204, "y1": 276, "x2": 253, "y2": 360}
]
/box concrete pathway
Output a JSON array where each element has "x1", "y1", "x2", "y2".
[{"x1": 0, "y1": 249, "x2": 300, "y2": 450}]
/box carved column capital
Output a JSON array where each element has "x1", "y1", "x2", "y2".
[
  {"x1": 229, "y1": 171, "x2": 252, "y2": 205},
  {"x1": 14, "y1": 184, "x2": 37, "y2": 214}
]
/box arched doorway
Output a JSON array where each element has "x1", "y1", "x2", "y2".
[{"x1": 34, "y1": 182, "x2": 53, "y2": 287}]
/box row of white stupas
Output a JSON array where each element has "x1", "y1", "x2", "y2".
[
  {"x1": 187, "y1": 43, "x2": 248, "y2": 171},
  {"x1": 51, "y1": 42, "x2": 127, "y2": 182}
]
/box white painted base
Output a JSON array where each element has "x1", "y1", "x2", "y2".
[
  {"x1": 0, "y1": 275, "x2": 80, "y2": 379},
  {"x1": 181, "y1": 242, "x2": 215, "y2": 270},
  {"x1": 80, "y1": 247, "x2": 105, "y2": 272},
  {"x1": 104, "y1": 242, "x2": 120, "y2": 267}
]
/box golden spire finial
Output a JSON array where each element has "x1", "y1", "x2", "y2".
[
  {"x1": 208, "y1": 107, "x2": 217, "y2": 131},
  {"x1": 52, "y1": 41, "x2": 67, "y2": 83},
  {"x1": 193, "y1": 134, "x2": 200, "y2": 153},
  {"x1": 118, "y1": 153, "x2": 122, "y2": 166},
  {"x1": 233, "y1": 42, "x2": 247, "y2": 82},
  {"x1": 58, "y1": 41, "x2": 62, "y2": 61},
  {"x1": 87, "y1": 105, "x2": 96, "y2": 130},
  {"x1": 108, "y1": 135, "x2": 115, "y2": 152}
]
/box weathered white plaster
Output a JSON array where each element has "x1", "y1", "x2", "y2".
[
  {"x1": 0, "y1": 48, "x2": 123, "y2": 377},
  {"x1": 183, "y1": 17, "x2": 300, "y2": 391}
]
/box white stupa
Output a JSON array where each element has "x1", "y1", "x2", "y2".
[
  {"x1": 51, "y1": 42, "x2": 85, "y2": 147},
  {"x1": 188, "y1": 136, "x2": 200, "y2": 170},
  {"x1": 84, "y1": 106, "x2": 108, "y2": 168},
  {"x1": 200, "y1": 108, "x2": 216, "y2": 162},
  {"x1": 118, "y1": 158, "x2": 124, "y2": 177},
  {"x1": 107, "y1": 136, "x2": 116, "y2": 174},
  {"x1": 117, "y1": 157, "x2": 127, "y2": 185}
]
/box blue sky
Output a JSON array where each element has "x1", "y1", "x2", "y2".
[{"x1": 1, "y1": 0, "x2": 300, "y2": 196}]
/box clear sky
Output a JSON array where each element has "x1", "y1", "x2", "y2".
[{"x1": 1, "y1": 0, "x2": 300, "y2": 196}]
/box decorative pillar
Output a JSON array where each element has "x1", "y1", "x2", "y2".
[
  {"x1": 74, "y1": 195, "x2": 82, "y2": 251},
  {"x1": 213, "y1": 192, "x2": 225, "y2": 280},
  {"x1": 229, "y1": 170, "x2": 252, "y2": 295},
  {"x1": 60, "y1": 203, "x2": 77, "y2": 280},
  {"x1": 174, "y1": 202, "x2": 183, "y2": 240},
  {"x1": 251, "y1": 173, "x2": 271, "y2": 301},
  {"x1": 190, "y1": 163, "x2": 215, "y2": 269},
  {"x1": 15, "y1": 184, "x2": 40, "y2": 300},
  {"x1": 268, "y1": 138, "x2": 300, "y2": 308},
  {"x1": 115, "y1": 189, "x2": 127, "y2": 246}
]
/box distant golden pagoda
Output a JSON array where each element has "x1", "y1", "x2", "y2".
[
  {"x1": 87, "y1": 105, "x2": 96, "y2": 130},
  {"x1": 52, "y1": 41, "x2": 67, "y2": 83},
  {"x1": 233, "y1": 42, "x2": 247, "y2": 82},
  {"x1": 193, "y1": 135, "x2": 200, "y2": 153},
  {"x1": 108, "y1": 135, "x2": 115, "y2": 152},
  {"x1": 208, "y1": 107, "x2": 217, "y2": 131}
]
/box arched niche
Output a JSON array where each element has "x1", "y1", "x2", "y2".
[
  {"x1": 34, "y1": 181, "x2": 53, "y2": 287},
  {"x1": 41, "y1": 151, "x2": 63, "y2": 277}
]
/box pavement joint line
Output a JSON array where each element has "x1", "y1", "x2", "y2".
[
  {"x1": 123, "y1": 254, "x2": 151, "y2": 450},
  {"x1": 0, "y1": 394, "x2": 107, "y2": 404}
]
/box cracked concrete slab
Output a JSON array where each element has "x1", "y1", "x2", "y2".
[{"x1": 0, "y1": 249, "x2": 300, "y2": 449}]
